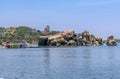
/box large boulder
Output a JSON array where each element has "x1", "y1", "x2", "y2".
[
  {"x1": 48, "y1": 35, "x2": 67, "y2": 46},
  {"x1": 79, "y1": 30, "x2": 92, "y2": 46},
  {"x1": 49, "y1": 40, "x2": 57, "y2": 46},
  {"x1": 38, "y1": 36, "x2": 48, "y2": 46},
  {"x1": 62, "y1": 30, "x2": 75, "y2": 41},
  {"x1": 106, "y1": 35, "x2": 117, "y2": 46},
  {"x1": 56, "y1": 43, "x2": 61, "y2": 47},
  {"x1": 63, "y1": 30, "x2": 75, "y2": 36},
  {"x1": 96, "y1": 37, "x2": 103, "y2": 45},
  {"x1": 91, "y1": 37, "x2": 103, "y2": 46},
  {"x1": 82, "y1": 30, "x2": 91, "y2": 42},
  {"x1": 48, "y1": 35, "x2": 63, "y2": 41},
  {"x1": 76, "y1": 33, "x2": 83, "y2": 46},
  {"x1": 68, "y1": 40, "x2": 77, "y2": 46}
]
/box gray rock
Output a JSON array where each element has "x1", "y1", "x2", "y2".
[{"x1": 106, "y1": 35, "x2": 117, "y2": 46}]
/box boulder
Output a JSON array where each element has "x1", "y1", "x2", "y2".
[
  {"x1": 107, "y1": 39, "x2": 117, "y2": 46},
  {"x1": 96, "y1": 37, "x2": 103, "y2": 45},
  {"x1": 38, "y1": 36, "x2": 48, "y2": 46},
  {"x1": 94, "y1": 41, "x2": 99, "y2": 46},
  {"x1": 80, "y1": 30, "x2": 93, "y2": 46},
  {"x1": 106, "y1": 35, "x2": 117, "y2": 46},
  {"x1": 62, "y1": 30, "x2": 75, "y2": 41},
  {"x1": 55, "y1": 38, "x2": 67, "y2": 46},
  {"x1": 92, "y1": 37, "x2": 103, "y2": 46},
  {"x1": 48, "y1": 35, "x2": 63, "y2": 41},
  {"x1": 82, "y1": 30, "x2": 91, "y2": 42},
  {"x1": 48, "y1": 35, "x2": 67, "y2": 46},
  {"x1": 82, "y1": 30, "x2": 90, "y2": 36},
  {"x1": 56, "y1": 43, "x2": 61, "y2": 47},
  {"x1": 63, "y1": 30, "x2": 75, "y2": 36},
  {"x1": 49, "y1": 40, "x2": 57, "y2": 46},
  {"x1": 68, "y1": 40, "x2": 77, "y2": 46},
  {"x1": 76, "y1": 34, "x2": 83, "y2": 46}
]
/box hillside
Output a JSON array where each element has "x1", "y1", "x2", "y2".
[
  {"x1": 0, "y1": 26, "x2": 56, "y2": 44},
  {"x1": 0, "y1": 26, "x2": 119, "y2": 46}
]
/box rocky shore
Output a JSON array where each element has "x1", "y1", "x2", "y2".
[
  {"x1": 0, "y1": 26, "x2": 118, "y2": 48},
  {"x1": 38, "y1": 28, "x2": 117, "y2": 47}
]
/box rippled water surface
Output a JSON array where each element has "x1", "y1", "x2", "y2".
[{"x1": 0, "y1": 46, "x2": 120, "y2": 79}]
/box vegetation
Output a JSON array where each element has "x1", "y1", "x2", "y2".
[{"x1": 0, "y1": 26, "x2": 57, "y2": 44}]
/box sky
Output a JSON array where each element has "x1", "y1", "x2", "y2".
[{"x1": 0, "y1": 0, "x2": 120, "y2": 39}]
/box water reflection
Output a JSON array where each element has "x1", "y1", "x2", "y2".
[
  {"x1": 0, "y1": 47, "x2": 120, "y2": 79},
  {"x1": 82, "y1": 48, "x2": 91, "y2": 59},
  {"x1": 107, "y1": 47, "x2": 115, "y2": 78},
  {"x1": 81, "y1": 48, "x2": 92, "y2": 78},
  {"x1": 42, "y1": 49, "x2": 51, "y2": 79}
]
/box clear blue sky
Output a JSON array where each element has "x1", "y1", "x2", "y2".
[{"x1": 0, "y1": 0, "x2": 120, "y2": 39}]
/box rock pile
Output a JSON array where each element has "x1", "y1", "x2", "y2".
[
  {"x1": 38, "y1": 26, "x2": 118, "y2": 47},
  {"x1": 106, "y1": 35, "x2": 117, "y2": 46},
  {"x1": 77, "y1": 30, "x2": 103, "y2": 46},
  {"x1": 38, "y1": 30, "x2": 104, "y2": 47}
]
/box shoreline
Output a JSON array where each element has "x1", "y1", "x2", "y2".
[
  {"x1": 0, "y1": 26, "x2": 119, "y2": 47},
  {"x1": 0, "y1": 44, "x2": 118, "y2": 49}
]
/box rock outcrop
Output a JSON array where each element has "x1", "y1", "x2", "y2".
[
  {"x1": 76, "y1": 30, "x2": 103, "y2": 46},
  {"x1": 106, "y1": 35, "x2": 117, "y2": 46},
  {"x1": 38, "y1": 30, "x2": 76, "y2": 47},
  {"x1": 68, "y1": 40, "x2": 77, "y2": 46},
  {"x1": 48, "y1": 35, "x2": 67, "y2": 46},
  {"x1": 38, "y1": 36, "x2": 48, "y2": 46},
  {"x1": 62, "y1": 30, "x2": 75, "y2": 41},
  {"x1": 38, "y1": 26, "x2": 118, "y2": 47},
  {"x1": 44, "y1": 25, "x2": 50, "y2": 35}
]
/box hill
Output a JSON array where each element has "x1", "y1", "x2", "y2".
[{"x1": 0, "y1": 26, "x2": 57, "y2": 44}]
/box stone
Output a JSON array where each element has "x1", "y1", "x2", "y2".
[
  {"x1": 38, "y1": 36, "x2": 48, "y2": 46},
  {"x1": 44, "y1": 25, "x2": 50, "y2": 35},
  {"x1": 62, "y1": 30, "x2": 75, "y2": 41},
  {"x1": 49, "y1": 40, "x2": 57, "y2": 46},
  {"x1": 68, "y1": 40, "x2": 77, "y2": 46},
  {"x1": 106, "y1": 35, "x2": 117, "y2": 46},
  {"x1": 96, "y1": 37, "x2": 103, "y2": 45},
  {"x1": 48, "y1": 35, "x2": 63, "y2": 41},
  {"x1": 107, "y1": 39, "x2": 117, "y2": 46},
  {"x1": 63, "y1": 30, "x2": 75, "y2": 36},
  {"x1": 48, "y1": 35, "x2": 67, "y2": 46},
  {"x1": 56, "y1": 43, "x2": 61, "y2": 47}
]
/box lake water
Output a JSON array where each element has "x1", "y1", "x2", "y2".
[{"x1": 0, "y1": 46, "x2": 120, "y2": 79}]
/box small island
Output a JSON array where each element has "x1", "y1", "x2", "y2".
[{"x1": 0, "y1": 25, "x2": 118, "y2": 48}]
